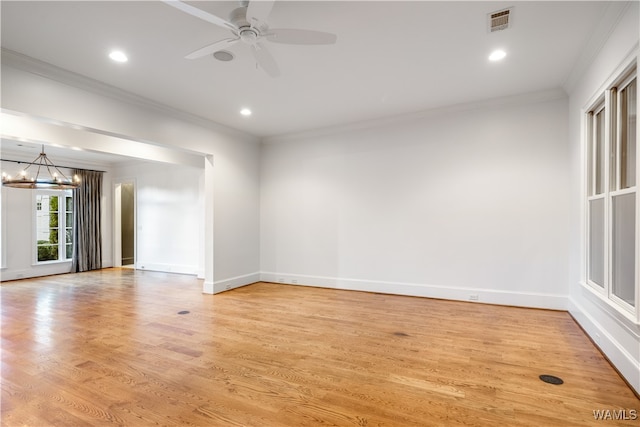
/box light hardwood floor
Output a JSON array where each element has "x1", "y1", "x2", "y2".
[{"x1": 1, "y1": 268, "x2": 638, "y2": 426}]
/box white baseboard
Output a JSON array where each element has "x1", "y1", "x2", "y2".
[
  {"x1": 1, "y1": 268, "x2": 37, "y2": 281},
  {"x1": 213, "y1": 272, "x2": 261, "y2": 294},
  {"x1": 1, "y1": 263, "x2": 72, "y2": 282},
  {"x1": 259, "y1": 272, "x2": 568, "y2": 310},
  {"x1": 135, "y1": 262, "x2": 197, "y2": 275},
  {"x1": 569, "y1": 297, "x2": 640, "y2": 396}
]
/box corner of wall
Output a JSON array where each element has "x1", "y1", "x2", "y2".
[{"x1": 212, "y1": 272, "x2": 261, "y2": 294}]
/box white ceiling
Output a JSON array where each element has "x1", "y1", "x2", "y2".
[{"x1": 0, "y1": 1, "x2": 618, "y2": 139}]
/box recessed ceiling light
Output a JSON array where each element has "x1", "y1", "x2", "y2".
[
  {"x1": 240, "y1": 108, "x2": 252, "y2": 116},
  {"x1": 489, "y1": 50, "x2": 507, "y2": 61},
  {"x1": 109, "y1": 50, "x2": 128, "y2": 63}
]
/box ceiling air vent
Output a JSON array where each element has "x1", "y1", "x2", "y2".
[{"x1": 489, "y1": 8, "x2": 512, "y2": 32}]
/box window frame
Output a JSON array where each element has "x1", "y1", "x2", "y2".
[
  {"x1": 584, "y1": 63, "x2": 638, "y2": 322},
  {"x1": 586, "y1": 96, "x2": 608, "y2": 294},
  {"x1": 33, "y1": 189, "x2": 74, "y2": 265}
]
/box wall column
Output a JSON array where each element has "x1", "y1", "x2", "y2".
[{"x1": 202, "y1": 154, "x2": 215, "y2": 294}]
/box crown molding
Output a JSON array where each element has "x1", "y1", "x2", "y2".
[
  {"x1": 262, "y1": 87, "x2": 568, "y2": 144},
  {"x1": 562, "y1": 1, "x2": 634, "y2": 94}
]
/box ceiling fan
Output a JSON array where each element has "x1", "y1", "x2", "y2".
[{"x1": 164, "y1": 0, "x2": 337, "y2": 77}]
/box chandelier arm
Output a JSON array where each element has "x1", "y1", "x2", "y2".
[
  {"x1": 44, "y1": 160, "x2": 56, "y2": 182},
  {"x1": 53, "y1": 165, "x2": 72, "y2": 182},
  {"x1": 42, "y1": 152, "x2": 70, "y2": 181},
  {"x1": 34, "y1": 153, "x2": 46, "y2": 182},
  {"x1": 20, "y1": 153, "x2": 42, "y2": 174},
  {"x1": 39, "y1": 145, "x2": 55, "y2": 182}
]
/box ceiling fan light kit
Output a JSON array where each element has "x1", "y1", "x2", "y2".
[
  {"x1": 163, "y1": 0, "x2": 337, "y2": 77},
  {"x1": 213, "y1": 50, "x2": 235, "y2": 61}
]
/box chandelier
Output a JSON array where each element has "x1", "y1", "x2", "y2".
[{"x1": 2, "y1": 145, "x2": 81, "y2": 189}]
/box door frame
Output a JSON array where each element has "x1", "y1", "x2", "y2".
[{"x1": 113, "y1": 179, "x2": 136, "y2": 268}]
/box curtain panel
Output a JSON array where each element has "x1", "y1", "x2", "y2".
[{"x1": 72, "y1": 169, "x2": 103, "y2": 272}]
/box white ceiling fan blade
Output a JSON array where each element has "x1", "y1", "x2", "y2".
[
  {"x1": 246, "y1": 0, "x2": 275, "y2": 27},
  {"x1": 266, "y1": 29, "x2": 337, "y2": 45},
  {"x1": 250, "y1": 43, "x2": 280, "y2": 78},
  {"x1": 163, "y1": 0, "x2": 237, "y2": 31},
  {"x1": 185, "y1": 38, "x2": 239, "y2": 60}
]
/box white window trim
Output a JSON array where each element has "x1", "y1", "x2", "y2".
[{"x1": 582, "y1": 56, "x2": 639, "y2": 324}]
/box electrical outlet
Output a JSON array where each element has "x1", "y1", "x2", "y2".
[
  {"x1": 225, "y1": 284, "x2": 231, "y2": 290},
  {"x1": 291, "y1": 279, "x2": 298, "y2": 284},
  {"x1": 469, "y1": 294, "x2": 479, "y2": 301}
]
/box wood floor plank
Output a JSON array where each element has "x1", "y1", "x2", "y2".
[{"x1": 1, "y1": 268, "x2": 638, "y2": 426}]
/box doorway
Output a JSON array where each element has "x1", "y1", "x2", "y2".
[{"x1": 114, "y1": 181, "x2": 135, "y2": 268}]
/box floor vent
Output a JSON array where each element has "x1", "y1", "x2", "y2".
[
  {"x1": 539, "y1": 374, "x2": 564, "y2": 385},
  {"x1": 489, "y1": 8, "x2": 512, "y2": 32}
]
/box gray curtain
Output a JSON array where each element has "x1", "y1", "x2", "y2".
[{"x1": 72, "y1": 169, "x2": 103, "y2": 272}]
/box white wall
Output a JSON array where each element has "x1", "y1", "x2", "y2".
[
  {"x1": 1, "y1": 56, "x2": 261, "y2": 290},
  {"x1": 261, "y1": 92, "x2": 570, "y2": 309},
  {"x1": 566, "y1": 2, "x2": 639, "y2": 395},
  {"x1": 112, "y1": 161, "x2": 202, "y2": 276}
]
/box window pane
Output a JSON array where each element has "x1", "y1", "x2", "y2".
[
  {"x1": 37, "y1": 244, "x2": 59, "y2": 262},
  {"x1": 49, "y1": 229, "x2": 59, "y2": 244},
  {"x1": 65, "y1": 228, "x2": 73, "y2": 244},
  {"x1": 66, "y1": 196, "x2": 73, "y2": 212},
  {"x1": 49, "y1": 196, "x2": 59, "y2": 212},
  {"x1": 595, "y1": 109, "x2": 606, "y2": 195},
  {"x1": 36, "y1": 224, "x2": 50, "y2": 242},
  {"x1": 621, "y1": 79, "x2": 636, "y2": 189},
  {"x1": 588, "y1": 198, "x2": 605, "y2": 287},
  {"x1": 66, "y1": 244, "x2": 73, "y2": 259},
  {"x1": 36, "y1": 195, "x2": 49, "y2": 241},
  {"x1": 36, "y1": 194, "x2": 59, "y2": 248},
  {"x1": 66, "y1": 213, "x2": 73, "y2": 226},
  {"x1": 49, "y1": 212, "x2": 59, "y2": 228},
  {"x1": 612, "y1": 193, "x2": 636, "y2": 306}
]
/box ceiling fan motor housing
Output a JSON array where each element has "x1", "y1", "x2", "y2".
[{"x1": 230, "y1": 6, "x2": 265, "y2": 45}]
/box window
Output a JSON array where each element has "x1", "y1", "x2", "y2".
[
  {"x1": 35, "y1": 190, "x2": 73, "y2": 263},
  {"x1": 586, "y1": 66, "x2": 638, "y2": 316}
]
